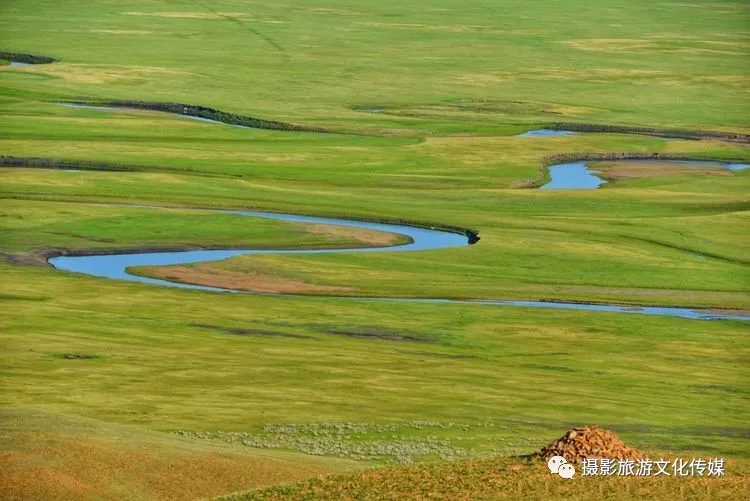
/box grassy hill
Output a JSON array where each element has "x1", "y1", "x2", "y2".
[
  {"x1": 0, "y1": 408, "x2": 356, "y2": 501},
  {"x1": 224, "y1": 456, "x2": 750, "y2": 500}
]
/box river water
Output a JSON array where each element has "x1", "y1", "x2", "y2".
[
  {"x1": 44, "y1": 104, "x2": 749, "y2": 319},
  {"x1": 49, "y1": 207, "x2": 749, "y2": 321}
]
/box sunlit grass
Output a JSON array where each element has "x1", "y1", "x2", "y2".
[{"x1": 0, "y1": 0, "x2": 748, "y2": 498}]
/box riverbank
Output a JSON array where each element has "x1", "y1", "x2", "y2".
[
  {"x1": 546, "y1": 122, "x2": 750, "y2": 144},
  {"x1": 0, "y1": 50, "x2": 57, "y2": 64},
  {"x1": 60, "y1": 99, "x2": 334, "y2": 133}
]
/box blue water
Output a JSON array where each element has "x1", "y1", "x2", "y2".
[
  {"x1": 371, "y1": 298, "x2": 749, "y2": 321},
  {"x1": 519, "y1": 130, "x2": 711, "y2": 142},
  {"x1": 542, "y1": 162, "x2": 606, "y2": 190},
  {"x1": 518, "y1": 129, "x2": 577, "y2": 137},
  {"x1": 722, "y1": 163, "x2": 749, "y2": 171},
  {"x1": 542, "y1": 160, "x2": 749, "y2": 190},
  {"x1": 50, "y1": 209, "x2": 467, "y2": 293},
  {"x1": 38, "y1": 110, "x2": 750, "y2": 319},
  {"x1": 59, "y1": 102, "x2": 118, "y2": 111},
  {"x1": 9, "y1": 61, "x2": 31, "y2": 67},
  {"x1": 177, "y1": 114, "x2": 252, "y2": 129},
  {"x1": 48, "y1": 206, "x2": 749, "y2": 321}
]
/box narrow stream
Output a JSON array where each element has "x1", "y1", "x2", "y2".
[
  {"x1": 518, "y1": 129, "x2": 577, "y2": 137},
  {"x1": 40, "y1": 103, "x2": 749, "y2": 319},
  {"x1": 58, "y1": 102, "x2": 254, "y2": 129},
  {"x1": 48, "y1": 207, "x2": 749, "y2": 321}
]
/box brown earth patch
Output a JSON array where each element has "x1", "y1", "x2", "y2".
[
  {"x1": 3, "y1": 251, "x2": 50, "y2": 267},
  {"x1": 704, "y1": 308, "x2": 750, "y2": 316},
  {"x1": 295, "y1": 223, "x2": 406, "y2": 247},
  {"x1": 242, "y1": 455, "x2": 750, "y2": 500},
  {"x1": 145, "y1": 264, "x2": 357, "y2": 294},
  {"x1": 0, "y1": 452, "x2": 97, "y2": 500},
  {"x1": 535, "y1": 427, "x2": 642, "y2": 463},
  {"x1": 593, "y1": 161, "x2": 732, "y2": 180},
  {"x1": 0, "y1": 431, "x2": 346, "y2": 501},
  {"x1": 59, "y1": 353, "x2": 101, "y2": 360}
]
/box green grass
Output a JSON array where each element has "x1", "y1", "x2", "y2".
[
  {"x1": 135, "y1": 197, "x2": 750, "y2": 308},
  {"x1": 3, "y1": 259, "x2": 749, "y2": 459},
  {"x1": 1, "y1": 0, "x2": 749, "y2": 499},
  {"x1": 0, "y1": 408, "x2": 357, "y2": 500},
  {"x1": 0, "y1": 199, "x2": 409, "y2": 255},
  {"x1": 1, "y1": 0, "x2": 749, "y2": 131}
]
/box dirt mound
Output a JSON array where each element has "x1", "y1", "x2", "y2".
[{"x1": 535, "y1": 427, "x2": 641, "y2": 463}]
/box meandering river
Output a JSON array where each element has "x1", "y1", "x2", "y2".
[
  {"x1": 42, "y1": 102, "x2": 749, "y2": 320},
  {"x1": 49, "y1": 206, "x2": 749, "y2": 321}
]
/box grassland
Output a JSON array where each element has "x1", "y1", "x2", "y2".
[
  {"x1": 0, "y1": 408, "x2": 357, "y2": 501},
  {"x1": 1, "y1": 0, "x2": 749, "y2": 499},
  {"x1": 227, "y1": 456, "x2": 750, "y2": 500},
  {"x1": 1, "y1": 0, "x2": 749, "y2": 132}
]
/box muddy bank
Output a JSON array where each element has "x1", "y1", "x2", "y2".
[
  {"x1": 14, "y1": 236, "x2": 412, "y2": 268},
  {"x1": 39, "y1": 203, "x2": 749, "y2": 320},
  {"x1": 593, "y1": 161, "x2": 734, "y2": 180},
  {"x1": 530, "y1": 153, "x2": 749, "y2": 189},
  {"x1": 25, "y1": 236, "x2": 418, "y2": 265},
  {"x1": 542, "y1": 152, "x2": 749, "y2": 167},
  {"x1": 547, "y1": 122, "x2": 750, "y2": 143},
  {"x1": 315, "y1": 214, "x2": 479, "y2": 245},
  {"x1": 705, "y1": 308, "x2": 750, "y2": 316},
  {"x1": 6, "y1": 202, "x2": 473, "y2": 266},
  {"x1": 143, "y1": 263, "x2": 359, "y2": 295},
  {"x1": 63, "y1": 99, "x2": 331, "y2": 134},
  {"x1": 0, "y1": 156, "x2": 138, "y2": 172},
  {"x1": 5, "y1": 245, "x2": 263, "y2": 268},
  {"x1": 0, "y1": 51, "x2": 57, "y2": 64},
  {"x1": 0, "y1": 156, "x2": 243, "y2": 180}
]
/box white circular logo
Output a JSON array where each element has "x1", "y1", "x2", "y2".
[
  {"x1": 547, "y1": 456, "x2": 567, "y2": 474},
  {"x1": 558, "y1": 463, "x2": 576, "y2": 479}
]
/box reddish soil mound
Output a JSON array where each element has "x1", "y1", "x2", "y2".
[{"x1": 535, "y1": 427, "x2": 642, "y2": 463}]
